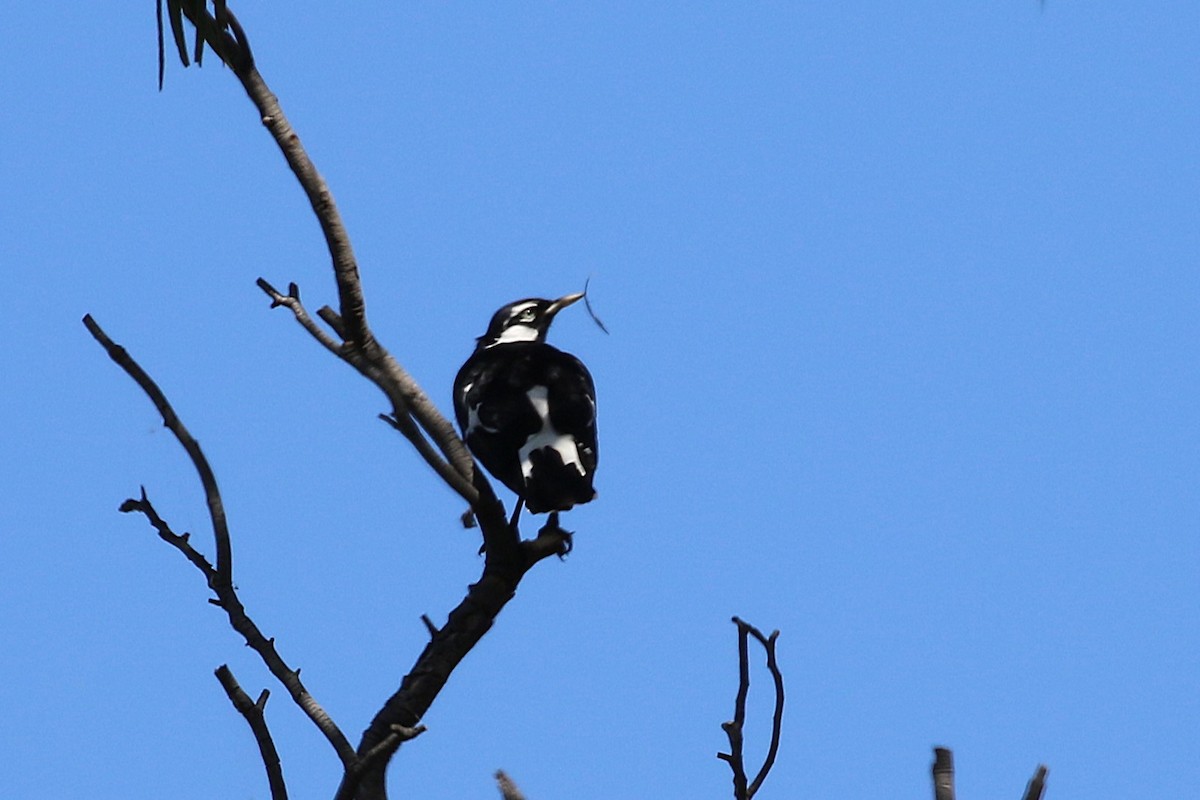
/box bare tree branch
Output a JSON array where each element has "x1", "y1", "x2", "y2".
[
  {"x1": 81, "y1": 314, "x2": 233, "y2": 588},
  {"x1": 165, "y1": 4, "x2": 476, "y2": 495},
  {"x1": 153, "y1": 8, "x2": 611, "y2": 800},
  {"x1": 119, "y1": 486, "x2": 217, "y2": 581},
  {"x1": 338, "y1": 512, "x2": 571, "y2": 800},
  {"x1": 215, "y1": 665, "x2": 288, "y2": 800},
  {"x1": 342, "y1": 723, "x2": 428, "y2": 792},
  {"x1": 745, "y1": 624, "x2": 784, "y2": 796},
  {"x1": 257, "y1": 278, "x2": 344, "y2": 357},
  {"x1": 718, "y1": 617, "x2": 784, "y2": 800},
  {"x1": 932, "y1": 747, "x2": 956, "y2": 800},
  {"x1": 1022, "y1": 764, "x2": 1049, "y2": 800},
  {"x1": 130, "y1": 9, "x2": 1058, "y2": 800},
  {"x1": 495, "y1": 770, "x2": 527, "y2": 800},
  {"x1": 83, "y1": 314, "x2": 356, "y2": 768},
  {"x1": 255, "y1": 277, "x2": 479, "y2": 504},
  {"x1": 718, "y1": 626, "x2": 751, "y2": 800}
]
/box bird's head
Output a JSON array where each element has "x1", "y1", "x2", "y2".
[{"x1": 477, "y1": 292, "x2": 584, "y2": 348}]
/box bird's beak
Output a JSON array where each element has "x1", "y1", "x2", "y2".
[{"x1": 546, "y1": 291, "x2": 585, "y2": 318}]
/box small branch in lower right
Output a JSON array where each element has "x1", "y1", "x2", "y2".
[{"x1": 717, "y1": 616, "x2": 784, "y2": 800}]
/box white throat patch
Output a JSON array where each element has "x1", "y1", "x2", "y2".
[{"x1": 490, "y1": 324, "x2": 540, "y2": 346}]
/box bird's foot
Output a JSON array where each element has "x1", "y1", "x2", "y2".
[{"x1": 539, "y1": 512, "x2": 573, "y2": 558}]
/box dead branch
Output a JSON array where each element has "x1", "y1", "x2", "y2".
[
  {"x1": 256, "y1": 277, "x2": 478, "y2": 504},
  {"x1": 155, "y1": 7, "x2": 579, "y2": 797},
  {"x1": 83, "y1": 314, "x2": 356, "y2": 768},
  {"x1": 336, "y1": 513, "x2": 571, "y2": 800},
  {"x1": 216, "y1": 665, "x2": 288, "y2": 800},
  {"x1": 718, "y1": 617, "x2": 784, "y2": 800},
  {"x1": 164, "y1": 3, "x2": 474, "y2": 493}
]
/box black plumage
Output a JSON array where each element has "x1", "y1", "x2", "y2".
[{"x1": 453, "y1": 294, "x2": 598, "y2": 517}]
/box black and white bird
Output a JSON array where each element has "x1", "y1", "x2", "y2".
[{"x1": 453, "y1": 293, "x2": 598, "y2": 526}]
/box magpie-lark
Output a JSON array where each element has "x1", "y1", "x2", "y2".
[{"x1": 453, "y1": 293, "x2": 598, "y2": 526}]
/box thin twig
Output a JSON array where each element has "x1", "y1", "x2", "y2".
[
  {"x1": 256, "y1": 277, "x2": 478, "y2": 503},
  {"x1": 215, "y1": 665, "x2": 288, "y2": 800},
  {"x1": 378, "y1": 412, "x2": 479, "y2": 504},
  {"x1": 120, "y1": 487, "x2": 217, "y2": 582},
  {"x1": 84, "y1": 314, "x2": 356, "y2": 767},
  {"x1": 256, "y1": 278, "x2": 343, "y2": 356},
  {"x1": 82, "y1": 313, "x2": 233, "y2": 590},
  {"x1": 932, "y1": 747, "x2": 956, "y2": 800}
]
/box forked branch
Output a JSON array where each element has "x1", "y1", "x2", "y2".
[
  {"x1": 216, "y1": 665, "x2": 288, "y2": 800},
  {"x1": 83, "y1": 314, "x2": 356, "y2": 771},
  {"x1": 164, "y1": 2, "x2": 475, "y2": 492},
  {"x1": 718, "y1": 617, "x2": 784, "y2": 800},
  {"x1": 156, "y1": 7, "x2": 576, "y2": 799}
]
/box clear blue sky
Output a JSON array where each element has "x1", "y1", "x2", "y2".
[{"x1": 2, "y1": 3, "x2": 1197, "y2": 798}]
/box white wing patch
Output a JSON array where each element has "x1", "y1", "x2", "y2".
[
  {"x1": 465, "y1": 401, "x2": 496, "y2": 436},
  {"x1": 519, "y1": 385, "x2": 585, "y2": 479}
]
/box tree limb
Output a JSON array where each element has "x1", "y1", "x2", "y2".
[
  {"x1": 82, "y1": 313, "x2": 233, "y2": 589},
  {"x1": 215, "y1": 665, "x2": 288, "y2": 800},
  {"x1": 168, "y1": 3, "x2": 476, "y2": 491},
  {"x1": 156, "y1": 7, "x2": 581, "y2": 798},
  {"x1": 337, "y1": 511, "x2": 571, "y2": 800},
  {"x1": 83, "y1": 314, "x2": 356, "y2": 768},
  {"x1": 255, "y1": 277, "x2": 479, "y2": 504}
]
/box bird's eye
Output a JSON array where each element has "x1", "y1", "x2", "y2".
[{"x1": 519, "y1": 309, "x2": 536, "y2": 322}]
